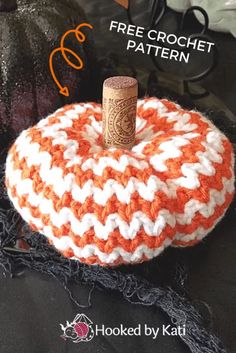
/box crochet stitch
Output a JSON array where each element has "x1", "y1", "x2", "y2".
[{"x1": 5, "y1": 97, "x2": 235, "y2": 266}]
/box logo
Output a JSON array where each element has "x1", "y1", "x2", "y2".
[
  {"x1": 60, "y1": 314, "x2": 186, "y2": 343},
  {"x1": 60, "y1": 313, "x2": 94, "y2": 343}
]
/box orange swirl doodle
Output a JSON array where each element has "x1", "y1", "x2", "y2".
[
  {"x1": 49, "y1": 23, "x2": 93, "y2": 97},
  {"x1": 114, "y1": 0, "x2": 129, "y2": 9}
]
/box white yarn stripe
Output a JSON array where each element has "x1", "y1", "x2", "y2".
[
  {"x1": 6, "y1": 155, "x2": 157, "y2": 202},
  {"x1": 41, "y1": 116, "x2": 74, "y2": 134},
  {"x1": 135, "y1": 127, "x2": 161, "y2": 146},
  {"x1": 11, "y1": 133, "x2": 151, "y2": 174},
  {"x1": 82, "y1": 103, "x2": 102, "y2": 112},
  {"x1": 12, "y1": 112, "x2": 225, "y2": 191},
  {"x1": 36, "y1": 106, "x2": 86, "y2": 130},
  {"x1": 156, "y1": 111, "x2": 198, "y2": 132},
  {"x1": 135, "y1": 116, "x2": 148, "y2": 133},
  {"x1": 7, "y1": 145, "x2": 234, "y2": 220},
  {"x1": 81, "y1": 155, "x2": 149, "y2": 175},
  {"x1": 8, "y1": 152, "x2": 152, "y2": 201},
  {"x1": 6, "y1": 155, "x2": 170, "y2": 202},
  {"x1": 89, "y1": 116, "x2": 103, "y2": 134},
  {"x1": 8, "y1": 176, "x2": 231, "y2": 264},
  {"x1": 178, "y1": 191, "x2": 234, "y2": 243},
  {"x1": 42, "y1": 229, "x2": 173, "y2": 264},
  {"x1": 6, "y1": 156, "x2": 234, "y2": 240},
  {"x1": 174, "y1": 213, "x2": 225, "y2": 243},
  {"x1": 175, "y1": 175, "x2": 234, "y2": 225},
  {"x1": 71, "y1": 176, "x2": 174, "y2": 204},
  {"x1": 7, "y1": 182, "x2": 175, "y2": 239},
  {"x1": 166, "y1": 132, "x2": 226, "y2": 189},
  {"x1": 150, "y1": 133, "x2": 199, "y2": 172},
  {"x1": 142, "y1": 99, "x2": 168, "y2": 114}
]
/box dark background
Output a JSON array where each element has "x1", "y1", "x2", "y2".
[{"x1": 0, "y1": 1, "x2": 236, "y2": 353}]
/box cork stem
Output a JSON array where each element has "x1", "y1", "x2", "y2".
[{"x1": 102, "y1": 76, "x2": 138, "y2": 150}]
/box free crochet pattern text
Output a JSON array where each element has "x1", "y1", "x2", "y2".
[{"x1": 109, "y1": 21, "x2": 215, "y2": 63}]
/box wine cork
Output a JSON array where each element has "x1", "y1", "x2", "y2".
[{"x1": 103, "y1": 76, "x2": 138, "y2": 150}]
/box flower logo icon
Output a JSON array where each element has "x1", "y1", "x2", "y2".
[{"x1": 60, "y1": 313, "x2": 94, "y2": 343}]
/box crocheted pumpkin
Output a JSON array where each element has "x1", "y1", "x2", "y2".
[{"x1": 5, "y1": 98, "x2": 235, "y2": 266}]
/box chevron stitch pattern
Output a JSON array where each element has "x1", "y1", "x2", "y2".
[{"x1": 5, "y1": 98, "x2": 235, "y2": 266}]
